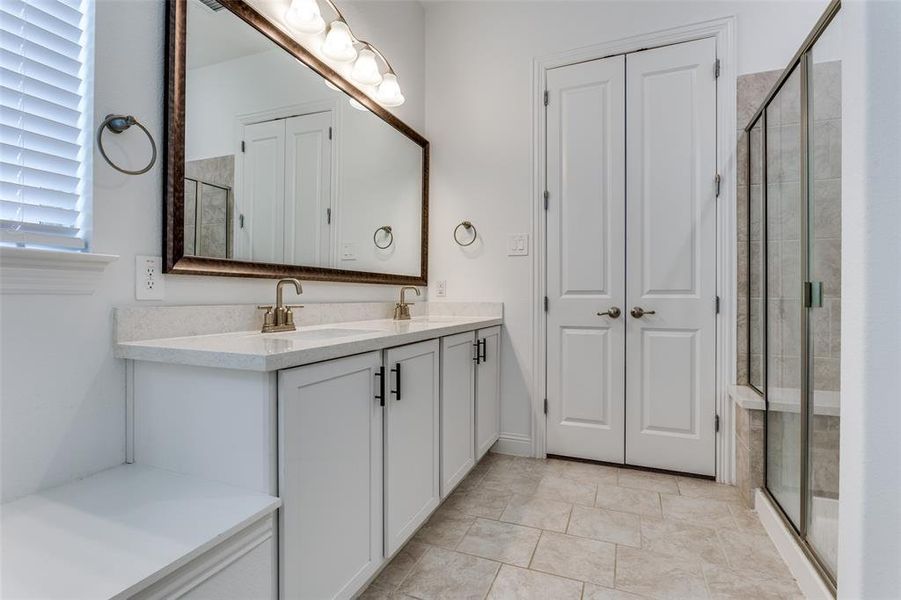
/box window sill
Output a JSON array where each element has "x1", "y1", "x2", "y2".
[{"x1": 0, "y1": 247, "x2": 119, "y2": 295}]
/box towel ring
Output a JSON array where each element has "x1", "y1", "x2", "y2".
[
  {"x1": 97, "y1": 114, "x2": 157, "y2": 175},
  {"x1": 373, "y1": 225, "x2": 394, "y2": 249},
  {"x1": 453, "y1": 221, "x2": 477, "y2": 247}
]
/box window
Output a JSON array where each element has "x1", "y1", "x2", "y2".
[{"x1": 1, "y1": 0, "x2": 93, "y2": 252}]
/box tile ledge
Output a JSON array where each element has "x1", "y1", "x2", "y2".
[
  {"x1": 1, "y1": 247, "x2": 118, "y2": 295},
  {"x1": 728, "y1": 384, "x2": 766, "y2": 411}
]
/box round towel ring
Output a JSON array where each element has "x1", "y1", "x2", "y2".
[
  {"x1": 373, "y1": 225, "x2": 394, "y2": 249},
  {"x1": 97, "y1": 114, "x2": 157, "y2": 175},
  {"x1": 453, "y1": 221, "x2": 477, "y2": 247}
]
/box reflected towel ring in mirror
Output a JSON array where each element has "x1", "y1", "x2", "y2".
[
  {"x1": 97, "y1": 114, "x2": 157, "y2": 175},
  {"x1": 373, "y1": 225, "x2": 394, "y2": 249},
  {"x1": 453, "y1": 221, "x2": 477, "y2": 246}
]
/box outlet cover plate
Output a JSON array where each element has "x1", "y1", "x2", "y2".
[
  {"x1": 136, "y1": 255, "x2": 165, "y2": 300},
  {"x1": 507, "y1": 233, "x2": 529, "y2": 256}
]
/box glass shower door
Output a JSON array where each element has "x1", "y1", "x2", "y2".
[{"x1": 765, "y1": 65, "x2": 803, "y2": 529}]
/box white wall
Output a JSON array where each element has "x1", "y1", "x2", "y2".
[
  {"x1": 837, "y1": 0, "x2": 901, "y2": 596},
  {"x1": 423, "y1": 0, "x2": 829, "y2": 452},
  {"x1": 0, "y1": 0, "x2": 425, "y2": 502}
]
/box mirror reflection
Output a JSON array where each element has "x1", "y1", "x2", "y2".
[{"x1": 183, "y1": 0, "x2": 424, "y2": 276}]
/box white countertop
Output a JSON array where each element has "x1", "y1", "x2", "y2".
[
  {"x1": 1, "y1": 464, "x2": 280, "y2": 600},
  {"x1": 115, "y1": 315, "x2": 502, "y2": 371}
]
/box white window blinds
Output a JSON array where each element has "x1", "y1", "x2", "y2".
[{"x1": 1, "y1": 0, "x2": 91, "y2": 251}]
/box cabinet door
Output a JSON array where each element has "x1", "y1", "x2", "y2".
[
  {"x1": 384, "y1": 339, "x2": 440, "y2": 556},
  {"x1": 278, "y1": 352, "x2": 383, "y2": 600},
  {"x1": 475, "y1": 326, "x2": 501, "y2": 460},
  {"x1": 440, "y1": 332, "x2": 476, "y2": 498}
]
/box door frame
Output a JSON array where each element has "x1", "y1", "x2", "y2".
[{"x1": 530, "y1": 17, "x2": 738, "y2": 483}]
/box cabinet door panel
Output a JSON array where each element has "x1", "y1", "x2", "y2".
[
  {"x1": 278, "y1": 352, "x2": 383, "y2": 600},
  {"x1": 475, "y1": 326, "x2": 501, "y2": 460},
  {"x1": 384, "y1": 339, "x2": 440, "y2": 556},
  {"x1": 440, "y1": 332, "x2": 476, "y2": 498}
]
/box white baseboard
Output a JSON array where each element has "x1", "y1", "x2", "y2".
[
  {"x1": 492, "y1": 433, "x2": 532, "y2": 457},
  {"x1": 755, "y1": 489, "x2": 834, "y2": 599}
]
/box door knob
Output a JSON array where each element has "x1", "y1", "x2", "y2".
[
  {"x1": 630, "y1": 306, "x2": 656, "y2": 318},
  {"x1": 597, "y1": 307, "x2": 622, "y2": 319}
]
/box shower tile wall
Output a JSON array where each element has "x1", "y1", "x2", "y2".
[{"x1": 185, "y1": 155, "x2": 235, "y2": 258}]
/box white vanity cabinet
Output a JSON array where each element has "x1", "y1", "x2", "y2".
[
  {"x1": 440, "y1": 331, "x2": 476, "y2": 498},
  {"x1": 475, "y1": 326, "x2": 502, "y2": 460},
  {"x1": 278, "y1": 352, "x2": 384, "y2": 600},
  {"x1": 384, "y1": 339, "x2": 441, "y2": 556}
]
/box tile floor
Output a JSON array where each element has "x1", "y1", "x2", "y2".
[{"x1": 359, "y1": 453, "x2": 803, "y2": 600}]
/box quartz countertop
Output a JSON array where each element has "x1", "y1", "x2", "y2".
[
  {"x1": 115, "y1": 315, "x2": 502, "y2": 371},
  {"x1": 1, "y1": 464, "x2": 279, "y2": 600}
]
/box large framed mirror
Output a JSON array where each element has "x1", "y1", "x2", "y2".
[{"x1": 164, "y1": 0, "x2": 428, "y2": 285}]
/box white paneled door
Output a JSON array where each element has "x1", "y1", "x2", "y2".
[
  {"x1": 546, "y1": 55, "x2": 626, "y2": 464},
  {"x1": 546, "y1": 38, "x2": 718, "y2": 476}
]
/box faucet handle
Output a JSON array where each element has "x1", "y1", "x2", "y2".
[
  {"x1": 257, "y1": 305, "x2": 275, "y2": 329},
  {"x1": 284, "y1": 305, "x2": 303, "y2": 327}
]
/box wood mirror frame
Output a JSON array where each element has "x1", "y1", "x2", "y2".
[{"x1": 163, "y1": 0, "x2": 429, "y2": 285}]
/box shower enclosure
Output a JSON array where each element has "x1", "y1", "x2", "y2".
[{"x1": 744, "y1": 0, "x2": 841, "y2": 589}]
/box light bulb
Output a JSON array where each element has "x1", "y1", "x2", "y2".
[
  {"x1": 321, "y1": 21, "x2": 357, "y2": 62},
  {"x1": 349, "y1": 98, "x2": 368, "y2": 111},
  {"x1": 284, "y1": 0, "x2": 325, "y2": 34},
  {"x1": 324, "y1": 79, "x2": 341, "y2": 91},
  {"x1": 351, "y1": 48, "x2": 383, "y2": 86},
  {"x1": 376, "y1": 73, "x2": 405, "y2": 107}
]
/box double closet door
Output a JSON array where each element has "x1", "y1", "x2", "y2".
[{"x1": 545, "y1": 38, "x2": 718, "y2": 476}]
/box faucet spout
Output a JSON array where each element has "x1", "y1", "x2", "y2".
[
  {"x1": 276, "y1": 278, "x2": 303, "y2": 308},
  {"x1": 394, "y1": 286, "x2": 420, "y2": 320}
]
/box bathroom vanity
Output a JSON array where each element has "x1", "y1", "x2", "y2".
[{"x1": 114, "y1": 302, "x2": 502, "y2": 599}]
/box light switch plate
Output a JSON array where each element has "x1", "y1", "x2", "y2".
[
  {"x1": 341, "y1": 243, "x2": 357, "y2": 260},
  {"x1": 507, "y1": 233, "x2": 529, "y2": 256},
  {"x1": 135, "y1": 255, "x2": 165, "y2": 300},
  {"x1": 435, "y1": 280, "x2": 447, "y2": 298}
]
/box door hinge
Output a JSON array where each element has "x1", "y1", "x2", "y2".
[
  {"x1": 715, "y1": 414, "x2": 720, "y2": 432},
  {"x1": 544, "y1": 90, "x2": 549, "y2": 107},
  {"x1": 544, "y1": 398, "x2": 548, "y2": 415},
  {"x1": 543, "y1": 296, "x2": 549, "y2": 312},
  {"x1": 326, "y1": 207, "x2": 332, "y2": 224},
  {"x1": 714, "y1": 59, "x2": 721, "y2": 79},
  {"x1": 715, "y1": 295, "x2": 720, "y2": 314},
  {"x1": 715, "y1": 173, "x2": 721, "y2": 197},
  {"x1": 328, "y1": 126, "x2": 333, "y2": 140},
  {"x1": 241, "y1": 140, "x2": 245, "y2": 153},
  {"x1": 543, "y1": 190, "x2": 549, "y2": 210}
]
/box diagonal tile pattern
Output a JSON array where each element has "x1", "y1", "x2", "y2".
[{"x1": 358, "y1": 453, "x2": 802, "y2": 600}]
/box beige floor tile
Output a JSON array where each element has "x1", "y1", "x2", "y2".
[
  {"x1": 595, "y1": 484, "x2": 662, "y2": 517},
  {"x1": 640, "y1": 516, "x2": 728, "y2": 566},
  {"x1": 479, "y1": 469, "x2": 542, "y2": 497},
  {"x1": 676, "y1": 477, "x2": 743, "y2": 503},
  {"x1": 617, "y1": 470, "x2": 679, "y2": 494},
  {"x1": 567, "y1": 505, "x2": 641, "y2": 547},
  {"x1": 727, "y1": 505, "x2": 768, "y2": 535},
  {"x1": 719, "y1": 530, "x2": 795, "y2": 580},
  {"x1": 374, "y1": 541, "x2": 431, "y2": 587},
  {"x1": 443, "y1": 487, "x2": 512, "y2": 519},
  {"x1": 534, "y1": 474, "x2": 597, "y2": 506},
  {"x1": 456, "y1": 518, "x2": 541, "y2": 567},
  {"x1": 500, "y1": 494, "x2": 572, "y2": 532},
  {"x1": 358, "y1": 580, "x2": 402, "y2": 599},
  {"x1": 546, "y1": 459, "x2": 620, "y2": 485},
  {"x1": 583, "y1": 584, "x2": 651, "y2": 600},
  {"x1": 398, "y1": 546, "x2": 500, "y2": 600},
  {"x1": 703, "y1": 564, "x2": 803, "y2": 600},
  {"x1": 615, "y1": 546, "x2": 708, "y2": 600},
  {"x1": 412, "y1": 507, "x2": 476, "y2": 549},
  {"x1": 529, "y1": 531, "x2": 615, "y2": 587},
  {"x1": 487, "y1": 564, "x2": 582, "y2": 600},
  {"x1": 660, "y1": 493, "x2": 737, "y2": 529}
]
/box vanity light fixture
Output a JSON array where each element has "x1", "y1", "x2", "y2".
[
  {"x1": 283, "y1": 0, "x2": 405, "y2": 106},
  {"x1": 348, "y1": 97, "x2": 368, "y2": 111}
]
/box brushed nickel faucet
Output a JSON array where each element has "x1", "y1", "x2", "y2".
[
  {"x1": 258, "y1": 278, "x2": 304, "y2": 333},
  {"x1": 394, "y1": 286, "x2": 420, "y2": 320}
]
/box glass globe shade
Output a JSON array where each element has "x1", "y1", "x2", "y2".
[
  {"x1": 284, "y1": 0, "x2": 325, "y2": 34},
  {"x1": 376, "y1": 73, "x2": 405, "y2": 107},
  {"x1": 321, "y1": 21, "x2": 357, "y2": 62},
  {"x1": 351, "y1": 49, "x2": 383, "y2": 86}
]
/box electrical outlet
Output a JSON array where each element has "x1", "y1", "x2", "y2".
[
  {"x1": 135, "y1": 255, "x2": 165, "y2": 300},
  {"x1": 341, "y1": 243, "x2": 357, "y2": 260},
  {"x1": 507, "y1": 233, "x2": 529, "y2": 256},
  {"x1": 435, "y1": 280, "x2": 447, "y2": 298}
]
